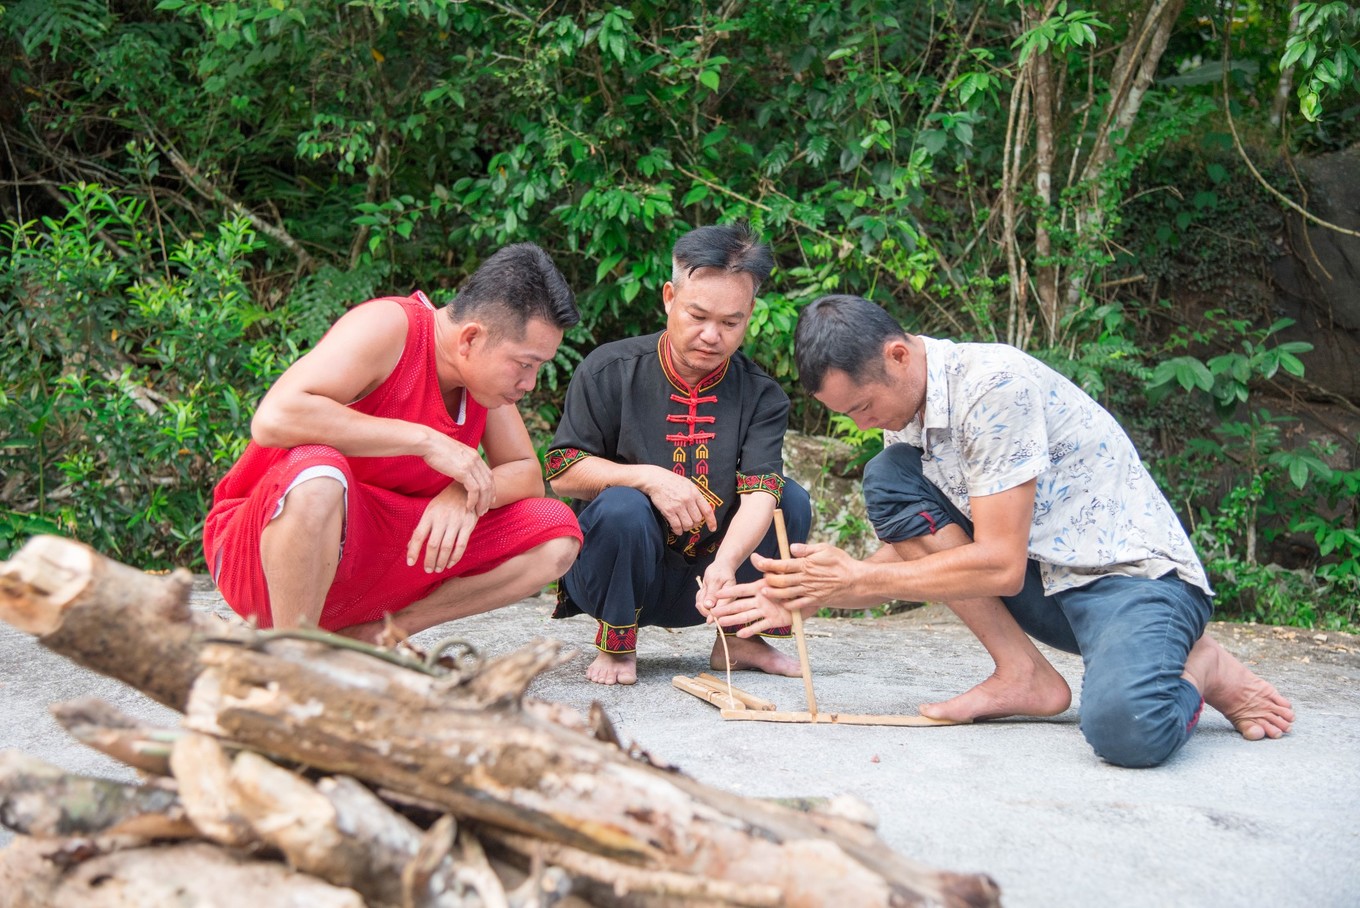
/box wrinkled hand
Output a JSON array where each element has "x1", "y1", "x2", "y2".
[
  {"x1": 422, "y1": 435, "x2": 494, "y2": 516},
  {"x1": 706, "y1": 579, "x2": 798, "y2": 637},
  {"x1": 408, "y1": 483, "x2": 479, "y2": 573},
  {"x1": 645, "y1": 468, "x2": 716, "y2": 536},
  {"x1": 753, "y1": 542, "x2": 862, "y2": 611}
]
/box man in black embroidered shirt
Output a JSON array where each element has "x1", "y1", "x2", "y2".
[{"x1": 545, "y1": 224, "x2": 810, "y2": 684}]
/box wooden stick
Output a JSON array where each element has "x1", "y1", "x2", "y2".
[
  {"x1": 719, "y1": 710, "x2": 967, "y2": 727},
  {"x1": 701, "y1": 576, "x2": 737, "y2": 707},
  {"x1": 773, "y1": 510, "x2": 818, "y2": 718},
  {"x1": 695, "y1": 674, "x2": 777, "y2": 710},
  {"x1": 672, "y1": 675, "x2": 744, "y2": 711}
]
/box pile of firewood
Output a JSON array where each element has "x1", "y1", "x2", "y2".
[{"x1": 0, "y1": 536, "x2": 1001, "y2": 907}]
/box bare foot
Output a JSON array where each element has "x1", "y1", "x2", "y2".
[
  {"x1": 586, "y1": 651, "x2": 637, "y2": 685},
  {"x1": 1182, "y1": 634, "x2": 1294, "y2": 740},
  {"x1": 918, "y1": 657, "x2": 1072, "y2": 723},
  {"x1": 710, "y1": 634, "x2": 802, "y2": 677}
]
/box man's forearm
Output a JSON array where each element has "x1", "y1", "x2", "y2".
[
  {"x1": 548, "y1": 457, "x2": 664, "y2": 501},
  {"x1": 711, "y1": 493, "x2": 776, "y2": 574},
  {"x1": 489, "y1": 459, "x2": 546, "y2": 506}
]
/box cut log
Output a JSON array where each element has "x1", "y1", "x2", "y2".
[
  {"x1": 0, "y1": 750, "x2": 194, "y2": 840},
  {"x1": 0, "y1": 536, "x2": 247, "y2": 711},
  {"x1": 0, "y1": 837, "x2": 364, "y2": 908},
  {"x1": 50, "y1": 698, "x2": 181, "y2": 776}
]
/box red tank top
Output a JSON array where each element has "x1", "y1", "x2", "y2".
[{"x1": 208, "y1": 292, "x2": 487, "y2": 507}]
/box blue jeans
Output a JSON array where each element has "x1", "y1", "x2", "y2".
[{"x1": 864, "y1": 444, "x2": 1211, "y2": 768}]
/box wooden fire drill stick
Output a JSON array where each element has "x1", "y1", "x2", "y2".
[{"x1": 773, "y1": 509, "x2": 818, "y2": 719}]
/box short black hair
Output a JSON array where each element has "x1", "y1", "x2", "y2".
[
  {"x1": 449, "y1": 242, "x2": 579, "y2": 339},
  {"x1": 671, "y1": 223, "x2": 774, "y2": 295},
  {"x1": 794, "y1": 295, "x2": 907, "y2": 394}
]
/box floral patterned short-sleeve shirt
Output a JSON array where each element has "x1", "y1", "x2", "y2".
[{"x1": 884, "y1": 337, "x2": 1211, "y2": 596}]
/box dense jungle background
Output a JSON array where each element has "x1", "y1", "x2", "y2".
[{"x1": 2, "y1": 0, "x2": 1358, "y2": 628}]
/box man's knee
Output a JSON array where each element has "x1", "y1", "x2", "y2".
[
  {"x1": 274, "y1": 476, "x2": 345, "y2": 529},
  {"x1": 577, "y1": 487, "x2": 664, "y2": 553},
  {"x1": 778, "y1": 479, "x2": 812, "y2": 543},
  {"x1": 862, "y1": 445, "x2": 958, "y2": 543},
  {"x1": 536, "y1": 535, "x2": 581, "y2": 579},
  {"x1": 1079, "y1": 678, "x2": 1197, "y2": 768}
]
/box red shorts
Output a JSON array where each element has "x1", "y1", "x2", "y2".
[{"x1": 205, "y1": 445, "x2": 581, "y2": 630}]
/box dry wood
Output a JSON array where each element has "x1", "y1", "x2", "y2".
[
  {"x1": 672, "y1": 675, "x2": 745, "y2": 711},
  {"x1": 0, "y1": 750, "x2": 194, "y2": 840},
  {"x1": 1, "y1": 536, "x2": 1001, "y2": 907},
  {"x1": 773, "y1": 510, "x2": 819, "y2": 718},
  {"x1": 0, "y1": 837, "x2": 364, "y2": 908},
  {"x1": 0, "y1": 535, "x2": 248, "y2": 711},
  {"x1": 720, "y1": 710, "x2": 965, "y2": 728},
  {"x1": 696, "y1": 673, "x2": 777, "y2": 710},
  {"x1": 181, "y1": 635, "x2": 996, "y2": 906},
  {"x1": 50, "y1": 698, "x2": 180, "y2": 777},
  {"x1": 489, "y1": 829, "x2": 784, "y2": 907}
]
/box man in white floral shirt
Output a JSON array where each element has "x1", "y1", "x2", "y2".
[{"x1": 707, "y1": 295, "x2": 1293, "y2": 768}]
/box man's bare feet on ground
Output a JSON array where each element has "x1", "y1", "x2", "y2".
[
  {"x1": 1182, "y1": 634, "x2": 1294, "y2": 740},
  {"x1": 710, "y1": 634, "x2": 802, "y2": 676},
  {"x1": 918, "y1": 656, "x2": 1072, "y2": 723},
  {"x1": 586, "y1": 651, "x2": 637, "y2": 685}
]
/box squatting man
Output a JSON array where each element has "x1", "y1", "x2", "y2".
[{"x1": 706, "y1": 294, "x2": 1294, "y2": 768}]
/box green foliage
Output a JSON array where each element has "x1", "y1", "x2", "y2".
[
  {"x1": 1148, "y1": 314, "x2": 1311, "y2": 417},
  {"x1": 1282, "y1": 2, "x2": 1360, "y2": 121},
  {"x1": 0, "y1": 185, "x2": 324, "y2": 566}
]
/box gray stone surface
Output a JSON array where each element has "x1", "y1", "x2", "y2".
[{"x1": 3, "y1": 581, "x2": 1358, "y2": 908}]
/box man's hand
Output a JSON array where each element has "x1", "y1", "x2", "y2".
[
  {"x1": 705, "y1": 579, "x2": 799, "y2": 637},
  {"x1": 421, "y1": 434, "x2": 495, "y2": 516},
  {"x1": 754, "y1": 542, "x2": 864, "y2": 610},
  {"x1": 408, "y1": 483, "x2": 479, "y2": 572},
  {"x1": 643, "y1": 468, "x2": 717, "y2": 536},
  {"x1": 695, "y1": 562, "x2": 737, "y2": 615}
]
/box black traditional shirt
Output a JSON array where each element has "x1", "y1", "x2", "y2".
[{"x1": 546, "y1": 331, "x2": 789, "y2": 558}]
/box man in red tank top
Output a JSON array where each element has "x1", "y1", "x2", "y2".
[{"x1": 203, "y1": 243, "x2": 583, "y2": 641}]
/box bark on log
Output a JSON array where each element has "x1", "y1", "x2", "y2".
[
  {"x1": 0, "y1": 536, "x2": 246, "y2": 711},
  {"x1": 50, "y1": 698, "x2": 180, "y2": 777},
  {"x1": 0, "y1": 837, "x2": 364, "y2": 908},
  {"x1": 172, "y1": 731, "x2": 471, "y2": 907},
  {"x1": 0, "y1": 751, "x2": 194, "y2": 841}
]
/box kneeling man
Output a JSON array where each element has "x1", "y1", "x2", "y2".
[
  {"x1": 546, "y1": 224, "x2": 810, "y2": 685},
  {"x1": 710, "y1": 294, "x2": 1293, "y2": 767},
  {"x1": 204, "y1": 243, "x2": 583, "y2": 641}
]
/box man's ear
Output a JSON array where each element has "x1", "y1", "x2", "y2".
[
  {"x1": 457, "y1": 322, "x2": 484, "y2": 355},
  {"x1": 661, "y1": 281, "x2": 676, "y2": 315},
  {"x1": 883, "y1": 337, "x2": 911, "y2": 370}
]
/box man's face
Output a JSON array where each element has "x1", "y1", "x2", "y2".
[
  {"x1": 464, "y1": 317, "x2": 563, "y2": 409},
  {"x1": 813, "y1": 365, "x2": 911, "y2": 432},
  {"x1": 662, "y1": 268, "x2": 756, "y2": 381}
]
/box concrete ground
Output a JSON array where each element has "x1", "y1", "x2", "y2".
[{"x1": 2, "y1": 579, "x2": 1358, "y2": 907}]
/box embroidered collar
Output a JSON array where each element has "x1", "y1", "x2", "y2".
[{"x1": 658, "y1": 331, "x2": 728, "y2": 394}]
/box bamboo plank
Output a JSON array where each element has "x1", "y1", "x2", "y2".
[
  {"x1": 719, "y1": 710, "x2": 966, "y2": 727},
  {"x1": 671, "y1": 676, "x2": 745, "y2": 711}
]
